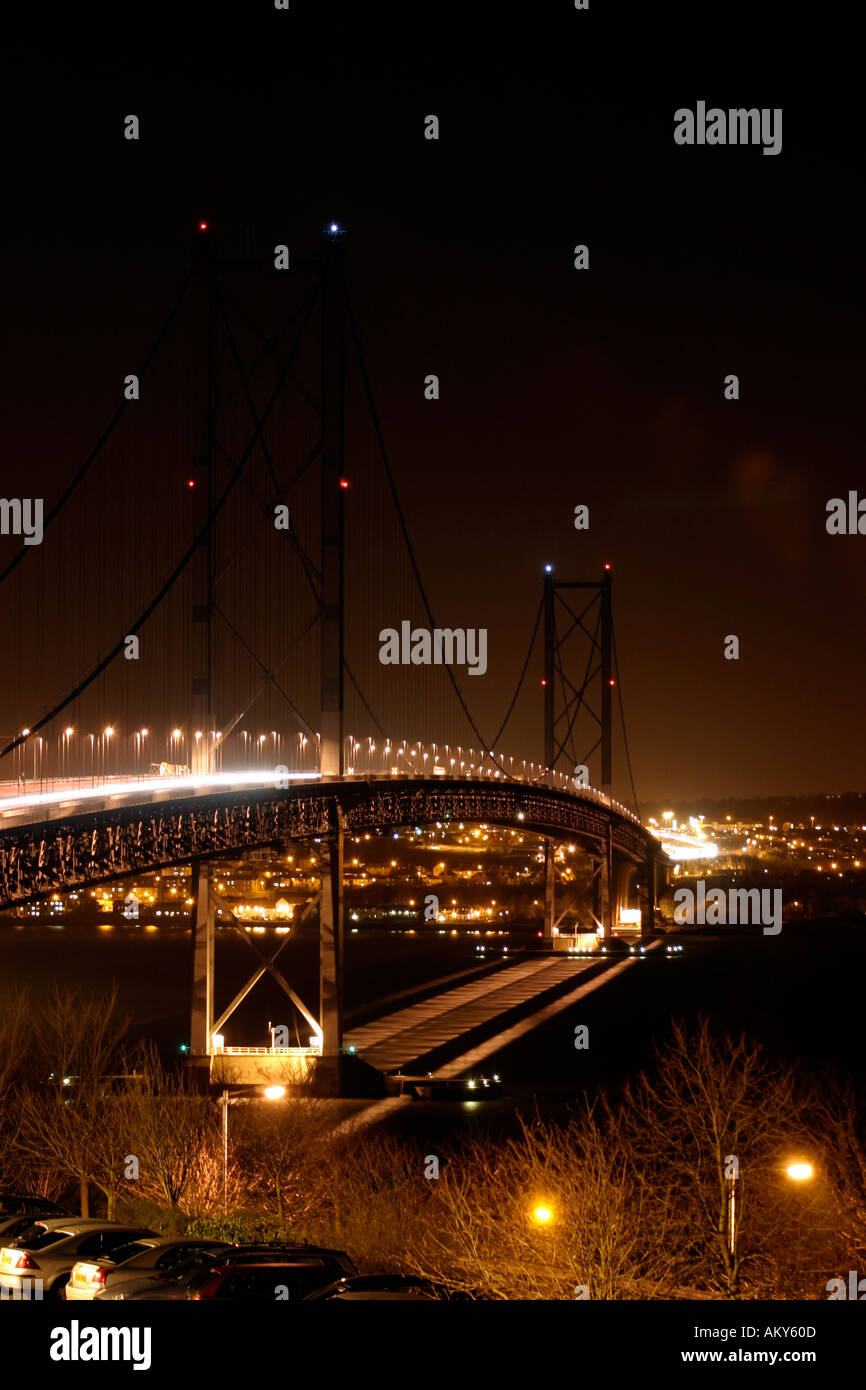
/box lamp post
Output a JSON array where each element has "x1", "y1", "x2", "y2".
[
  {"x1": 726, "y1": 1158, "x2": 815, "y2": 1292},
  {"x1": 221, "y1": 1084, "x2": 286, "y2": 1215}
]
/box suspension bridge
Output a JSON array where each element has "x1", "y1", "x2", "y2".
[{"x1": 0, "y1": 221, "x2": 669, "y2": 1094}]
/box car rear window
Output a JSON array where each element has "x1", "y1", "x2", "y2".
[
  {"x1": 18, "y1": 1228, "x2": 68, "y2": 1250},
  {"x1": 0, "y1": 1217, "x2": 42, "y2": 1241},
  {"x1": 104, "y1": 1241, "x2": 151, "y2": 1265},
  {"x1": 76, "y1": 1230, "x2": 153, "y2": 1258},
  {"x1": 168, "y1": 1250, "x2": 223, "y2": 1286},
  {"x1": 154, "y1": 1245, "x2": 210, "y2": 1270}
]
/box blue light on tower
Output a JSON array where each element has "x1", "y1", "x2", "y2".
[{"x1": 544, "y1": 564, "x2": 553, "y2": 574}]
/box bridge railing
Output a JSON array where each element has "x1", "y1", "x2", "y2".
[
  {"x1": 216, "y1": 1045, "x2": 322, "y2": 1057},
  {"x1": 0, "y1": 749, "x2": 642, "y2": 826}
]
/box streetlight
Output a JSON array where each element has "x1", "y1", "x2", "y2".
[
  {"x1": 221, "y1": 1084, "x2": 287, "y2": 1215},
  {"x1": 531, "y1": 1204, "x2": 553, "y2": 1226},
  {"x1": 726, "y1": 1159, "x2": 815, "y2": 1283},
  {"x1": 786, "y1": 1161, "x2": 814, "y2": 1182}
]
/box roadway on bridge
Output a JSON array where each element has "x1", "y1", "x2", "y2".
[{"x1": 344, "y1": 953, "x2": 632, "y2": 1074}]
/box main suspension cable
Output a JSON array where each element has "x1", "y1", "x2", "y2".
[
  {"x1": 0, "y1": 280, "x2": 321, "y2": 760},
  {"x1": 0, "y1": 250, "x2": 199, "y2": 588}
]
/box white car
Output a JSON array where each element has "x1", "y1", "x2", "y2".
[{"x1": 0, "y1": 1219, "x2": 155, "y2": 1301}]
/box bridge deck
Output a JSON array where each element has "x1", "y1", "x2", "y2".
[{"x1": 344, "y1": 955, "x2": 610, "y2": 1073}]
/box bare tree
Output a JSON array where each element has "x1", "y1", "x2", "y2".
[
  {"x1": 807, "y1": 1075, "x2": 866, "y2": 1270},
  {"x1": 15, "y1": 985, "x2": 129, "y2": 1216},
  {"x1": 122, "y1": 1043, "x2": 219, "y2": 1223},
  {"x1": 235, "y1": 1099, "x2": 337, "y2": 1230},
  {"x1": 613, "y1": 1015, "x2": 825, "y2": 1298},
  {"x1": 405, "y1": 1108, "x2": 675, "y2": 1300},
  {"x1": 0, "y1": 987, "x2": 30, "y2": 1185}
]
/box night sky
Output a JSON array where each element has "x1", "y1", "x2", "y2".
[{"x1": 2, "y1": 3, "x2": 863, "y2": 804}]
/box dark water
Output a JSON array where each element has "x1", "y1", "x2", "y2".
[{"x1": 1, "y1": 922, "x2": 863, "y2": 1137}]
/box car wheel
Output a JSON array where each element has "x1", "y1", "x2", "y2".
[{"x1": 49, "y1": 1276, "x2": 70, "y2": 1301}]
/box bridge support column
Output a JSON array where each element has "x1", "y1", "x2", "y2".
[
  {"x1": 319, "y1": 817, "x2": 344, "y2": 1068},
  {"x1": 543, "y1": 839, "x2": 555, "y2": 941},
  {"x1": 640, "y1": 851, "x2": 659, "y2": 937},
  {"x1": 190, "y1": 861, "x2": 214, "y2": 1055},
  {"x1": 598, "y1": 824, "x2": 613, "y2": 937}
]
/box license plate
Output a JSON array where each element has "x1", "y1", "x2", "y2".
[{"x1": 0, "y1": 1250, "x2": 13, "y2": 1268}]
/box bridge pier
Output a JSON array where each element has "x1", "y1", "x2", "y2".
[
  {"x1": 639, "y1": 850, "x2": 663, "y2": 937},
  {"x1": 318, "y1": 821, "x2": 344, "y2": 1072},
  {"x1": 598, "y1": 823, "x2": 613, "y2": 936},
  {"x1": 190, "y1": 860, "x2": 214, "y2": 1055},
  {"x1": 543, "y1": 840, "x2": 556, "y2": 940}
]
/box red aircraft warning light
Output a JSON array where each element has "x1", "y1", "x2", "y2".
[
  {"x1": 187, "y1": 479, "x2": 195, "y2": 488},
  {"x1": 603, "y1": 562, "x2": 611, "y2": 571},
  {"x1": 609, "y1": 678, "x2": 616, "y2": 686},
  {"x1": 340, "y1": 478, "x2": 350, "y2": 489},
  {"x1": 198, "y1": 221, "x2": 208, "y2": 232}
]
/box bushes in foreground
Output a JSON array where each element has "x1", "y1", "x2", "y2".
[{"x1": 0, "y1": 989, "x2": 862, "y2": 1298}]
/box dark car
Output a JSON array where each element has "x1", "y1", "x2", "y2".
[
  {"x1": 187, "y1": 1246, "x2": 356, "y2": 1302},
  {"x1": 0, "y1": 1194, "x2": 69, "y2": 1221},
  {"x1": 305, "y1": 1274, "x2": 477, "y2": 1301}
]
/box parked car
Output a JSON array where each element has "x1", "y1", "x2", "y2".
[
  {"x1": 66, "y1": 1237, "x2": 231, "y2": 1301},
  {"x1": 0, "y1": 1219, "x2": 155, "y2": 1301},
  {"x1": 0, "y1": 1194, "x2": 69, "y2": 1221},
  {"x1": 96, "y1": 1245, "x2": 236, "y2": 1301},
  {"x1": 186, "y1": 1246, "x2": 357, "y2": 1302},
  {"x1": 305, "y1": 1274, "x2": 476, "y2": 1301}
]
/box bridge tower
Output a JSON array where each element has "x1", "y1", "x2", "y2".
[
  {"x1": 191, "y1": 228, "x2": 217, "y2": 777},
  {"x1": 543, "y1": 568, "x2": 615, "y2": 938},
  {"x1": 317, "y1": 225, "x2": 348, "y2": 1083},
  {"x1": 189, "y1": 224, "x2": 351, "y2": 1092},
  {"x1": 320, "y1": 225, "x2": 346, "y2": 780}
]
